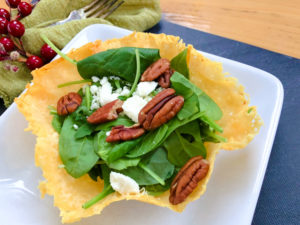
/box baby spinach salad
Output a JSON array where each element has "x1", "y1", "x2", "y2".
[{"x1": 43, "y1": 35, "x2": 226, "y2": 209}]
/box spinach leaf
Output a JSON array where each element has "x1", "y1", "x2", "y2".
[
  {"x1": 118, "y1": 49, "x2": 141, "y2": 100},
  {"x1": 121, "y1": 148, "x2": 175, "y2": 185},
  {"x1": 171, "y1": 72, "x2": 223, "y2": 121},
  {"x1": 145, "y1": 171, "x2": 177, "y2": 196},
  {"x1": 71, "y1": 90, "x2": 92, "y2": 124},
  {"x1": 95, "y1": 131, "x2": 142, "y2": 163},
  {"x1": 59, "y1": 116, "x2": 99, "y2": 178},
  {"x1": 95, "y1": 116, "x2": 134, "y2": 131},
  {"x1": 108, "y1": 157, "x2": 141, "y2": 170},
  {"x1": 51, "y1": 114, "x2": 65, "y2": 133},
  {"x1": 74, "y1": 123, "x2": 95, "y2": 139},
  {"x1": 200, "y1": 122, "x2": 227, "y2": 143},
  {"x1": 163, "y1": 132, "x2": 190, "y2": 167},
  {"x1": 177, "y1": 94, "x2": 199, "y2": 120},
  {"x1": 126, "y1": 124, "x2": 168, "y2": 158},
  {"x1": 82, "y1": 164, "x2": 114, "y2": 209},
  {"x1": 77, "y1": 47, "x2": 160, "y2": 82},
  {"x1": 88, "y1": 164, "x2": 102, "y2": 182},
  {"x1": 200, "y1": 115, "x2": 223, "y2": 133},
  {"x1": 171, "y1": 48, "x2": 189, "y2": 78},
  {"x1": 164, "y1": 120, "x2": 206, "y2": 167},
  {"x1": 127, "y1": 112, "x2": 203, "y2": 158}
]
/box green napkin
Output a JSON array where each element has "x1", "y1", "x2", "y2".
[{"x1": 0, "y1": 0, "x2": 161, "y2": 107}]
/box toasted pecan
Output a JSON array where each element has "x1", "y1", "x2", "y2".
[
  {"x1": 169, "y1": 156, "x2": 209, "y2": 205},
  {"x1": 158, "y1": 69, "x2": 174, "y2": 88},
  {"x1": 106, "y1": 124, "x2": 145, "y2": 142},
  {"x1": 138, "y1": 88, "x2": 184, "y2": 130},
  {"x1": 57, "y1": 92, "x2": 82, "y2": 116},
  {"x1": 141, "y1": 58, "x2": 170, "y2": 82},
  {"x1": 87, "y1": 99, "x2": 123, "y2": 124}
]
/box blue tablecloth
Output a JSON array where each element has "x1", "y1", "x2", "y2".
[{"x1": 0, "y1": 19, "x2": 299, "y2": 225}]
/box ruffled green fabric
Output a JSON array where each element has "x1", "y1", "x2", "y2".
[{"x1": 0, "y1": 0, "x2": 161, "y2": 107}]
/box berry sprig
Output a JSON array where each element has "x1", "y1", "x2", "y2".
[{"x1": 0, "y1": 0, "x2": 56, "y2": 72}]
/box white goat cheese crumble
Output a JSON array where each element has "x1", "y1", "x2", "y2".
[
  {"x1": 90, "y1": 76, "x2": 161, "y2": 121},
  {"x1": 136, "y1": 81, "x2": 158, "y2": 97},
  {"x1": 122, "y1": 95, "x2": 148, "y2": 123},
  {"x1": 110, "y1": 172, "x2": 139, "y2": 195},
  {"x1": 91, "y1": 76, "x2": 100, "y2": 83},
  {"x1": 90, "y1": 77, "x2": 128, "y2": 110}
]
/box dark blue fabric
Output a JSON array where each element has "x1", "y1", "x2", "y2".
[
  {"x1": 148, "y1": 20, "x2": 300, "y2": 225},
  {"x1": 0, "y1": 19, "x2": 299, "y2": 224}
]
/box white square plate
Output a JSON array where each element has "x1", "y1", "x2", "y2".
[{"x1": 0, "y1": 24, "x2": 283, "y2": 225}]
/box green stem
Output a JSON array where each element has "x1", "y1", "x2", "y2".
[
  {"x1": 200, "y1": 115, "x2": 223, "y2": 133},
  {"x1": 118, "y1": 49, "x2": 141, "y2": 100},
  {"x1": 82, "y1": 185, "x2": 114, "y2": 209},
  {"x1": 40, "y1": 34, "x2": 77, "y2": 65},
  {"x1": 85, "y1": 85, "x2": 91, "y2": 110},
  {"x1": 115, "y1": 79, "x2": 121, "y2": 89},
  {"x1": 139, "y1": 162, "x2": 165, "y2": 186},
  {"x1": 48, "y1": 105, "x2": 57, "y2": 115},
  {"x1": 57, "y1": 79, "x2": 91, "y2": 88}
]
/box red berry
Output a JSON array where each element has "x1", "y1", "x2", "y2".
[
  {"x1": 17, "y1": 2, "x2": 32, "y2": 17},
  {"x1": 5, "y1": 0, "x2": 20, "y2": 8},
  {"x1": 40, "y1": 44, "x2": 57, "y2": 62},
  {"x1": 0, "y1": 37, "x2": 14, "y2": 52},
  {"x1": 26, "y1": 55, "x2": 43, "y2": 70},
  {"x1": 0, "y1": 17, "x2": 8, "y2": 34},
  {"x1": 0, "y1": 8, "x2": 10, "y2": 21},
  {"x1": 0, "y1": 50, "x2": 7, "y2": 56},
  {"x1": 7, "y1": 20, "x2": 25, "y2": 37}
]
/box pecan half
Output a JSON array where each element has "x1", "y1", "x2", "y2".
[
  {"x1": 106, "y1": 124, "x2": 145, "y2": 142},
  {"x1": 141, "y1": 58, "x2": 173, "y2": 88},
  {"x1": 138, "y1": 88, "x2": 184, "y2": 130},
  {"x1": 158, "y1": 69, "x2": 174, "y2": 88},
  {"x1": 169, "y1": 156, "x2": 209, "y2": 205},
  {"x1": 87, "y1": 99, "x2": 123, "y2": 124},
  {"x1": 57, "y1": 92, "x2": 82, "y2": 116}
]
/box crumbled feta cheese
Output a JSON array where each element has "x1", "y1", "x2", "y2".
[
  {"x1": 110, "y1": 75, "x2": 121, "y2": 80},
  {"x1": 110, "y1": 172, "x2": 139, "y2": 195},
  {"x1": 90, "y1": 85, "x2": 98, "y2": 95},
  {"x1": 73, "y1": 124, "x2": 78, "y2": 130},
  {"x1": 99, "y1": 80, "x2": 118, "y2": 106},
  {"x1": 136, "y1": 81, "x2": 158, "y2": 97},
  {"x1": 122, "y1": 95, "x2": 148, "y2": 123},
  {"x1": 106, "y1": 131, "x2": 111, "y2": 136},
  {"x1": 115, "y1": 88, "x2": 122, "y2": 94},
  {"x1": 120, "y1": 86, "x2": 130, "y2": 96},
  {"x1": 91, "y1": 99, "x2": 100, "y2": 110},
  {"x1": 91, "y1": 76, "x2": 100, "y2": 83},
  {"x1": 100, "y1": 77, "x2": 108, "y2": 85}
]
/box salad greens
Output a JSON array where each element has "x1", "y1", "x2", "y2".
[
  {"x1": 77, "y1": 47, "x2": 159, "y2": 83},
  {"x1": 59, "y1": 116, "x2": 99, "y2": 178},
  {"x1": 45, "y1": 36, "x2": 226, "y2": 209},
  {"x1": 170, "y1": 48, "x2": 189, "y2": 79},
  {"x1": 51, "y1": 114, "x2": 65, "y2": 134},
  {"x1": 171, "y1": 72, "x2": 222, "y2": 121},
  {"x1": 164, "y1": 121, "x2": 206, "y2": 167},
  {"x1": 82, "y1": 164, "x2": 114, "y2": 209},
  {"x1": 118, "y1": 49, "x2": 141, "y2": 100},
  {"x1": 121, "y1": 148, "x2": 174, "y2": 185}
]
